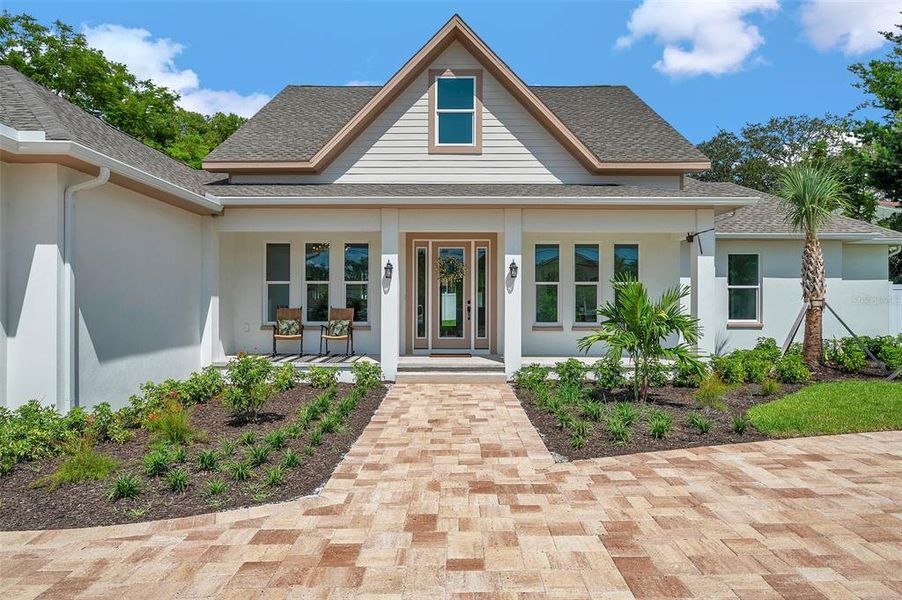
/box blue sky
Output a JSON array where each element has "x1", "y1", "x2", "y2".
[{"x1": 5, "y1": 1, "x2": 899, "y2": 143}]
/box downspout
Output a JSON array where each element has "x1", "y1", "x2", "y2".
[{"x1": 61, "y1": 167, "x2": 110, "y2": 409}]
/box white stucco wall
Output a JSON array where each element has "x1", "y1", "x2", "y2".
[
  {"x1": 70, "y1": 169, "x2": 205, "y2": 409},
  {"x1": 713, "y1": 239, "x2": 891, "y2": 352},
  {"x1": 228, "y1": 41, "x2": 681, "y2": 188}
]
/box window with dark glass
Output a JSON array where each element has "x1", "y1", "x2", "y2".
[
  {"x1": 575, "y1": 244, "x2": 599, "y2": 323},
  {"x1": 436, "y1": 77, "x2": 475, "y2": 145},
  {"x1": 305, "y1": 242, "x2": 329, "y2": 322},
  {"x1": 535, "y1": 244, "x2": 559, "y2": 323},
  {"x1": 265, "y1": 243, "x2": 290, "y2": 323},
  {"x1": 344, "y1": 243, "x2": 368, "y2": 322},
  {"x1": 728, "y1": 254, "x2": 760, "y2": 321},
  {"x1": 416, "y1": 247, "x2": 427, "y2": 338},
  {"x1": 476, "y1": 246, "x2": 487, "y2": 338}
]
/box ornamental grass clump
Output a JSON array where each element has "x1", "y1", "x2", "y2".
[
  {"x1": 146, "y1": 400, "x2": 199, "y2": 446},
  {"x1": 166, "y1": 468, "x2": 190, "y2": 493},
  {"x1": 648, "y1": 410, "x2": 673, "y2": 440},
  {"x1": 35, "y1": 435, "x2": 119, "y2": 490},
  {"x1": 686, "y1": 412, "x2": 714, "y2": 434},
  {"x1": 196, "y1": 449, "x2": 219, "y2": 472},
  {"x1": 108, "y1": 473, "x2": 141, "y2": 502}
]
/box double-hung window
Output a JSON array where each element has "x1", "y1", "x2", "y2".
[
  {"x1": 305, "y1": 243, "x2": 329, "y2": 322},
  {"x1": 344, "y1": 243, "x2": 369, "y2": 323},
  {"x1": 728, "y1": 254, "x2": 760, "y2": 322},
  {"x1": 574, "y1": 244, "x2": 600, "y2": 323},
  {"x1": 535, "y1": 244, "x2": 560, "y2": 324},
  {"x1": 429, "y1": 70, "x2": 482, "y2": 153},
  {"x1": 265, "y1": 243, "x2": 290, "y2": 324}
]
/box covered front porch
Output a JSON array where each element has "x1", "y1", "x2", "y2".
[{"x1": 199, "y1": 205, "x2": 725, "y2": 381}]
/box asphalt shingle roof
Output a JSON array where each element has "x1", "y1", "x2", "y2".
[
  {"x1": 0, "y1": 66, "x2": 206, "y2": 195},
  {"x1": 204, "y1": 85, "x2": 707, "y2": 164}
]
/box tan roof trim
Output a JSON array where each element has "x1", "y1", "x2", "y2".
[{"x1": 202, "y1": 15, "x2": 710, "y2": 175}]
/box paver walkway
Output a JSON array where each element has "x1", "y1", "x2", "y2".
[{"x1": 1, "y1": 384, "x2": 901, "y2": 599}]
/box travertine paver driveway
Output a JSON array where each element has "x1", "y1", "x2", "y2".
[{"x1": 1, "y1": 384, "x2": 901, "y2": 599}]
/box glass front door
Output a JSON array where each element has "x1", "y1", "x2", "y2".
[{"x1": 431, "y1": 242, "x2": 471, "y2": 349}]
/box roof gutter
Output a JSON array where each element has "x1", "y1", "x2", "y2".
[
  {"x1": 1, "y1": 130, "x2": 221, "y2": 214},
  {"x1": 61, "y1": 167, "x2": 110, "y2": 409}
]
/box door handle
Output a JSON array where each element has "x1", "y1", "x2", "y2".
[{"x1": 466, "y1": 300, "x2": 472, "y2": 321}]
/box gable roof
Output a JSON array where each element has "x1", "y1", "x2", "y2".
[
  {"x1": 204, "y1": 84, "x2": 708, "y2": 165},
  {"x1": 0, "y1": 66, "x2": 209, "y2": 197},
  {"x1": 705, "y1": 180, "x2": 902, "y2": 242},
  {"x1": 202, "y1": 15, "x2": 710, "y2": 174}
]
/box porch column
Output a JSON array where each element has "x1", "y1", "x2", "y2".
[
  {"x1": 200, "y1": 219, "x2": 222, "y2": 366},
  {"x1": 380, "y1": 208, "x2": 400, "y2": 380},
  {"x1": 503, "y1": 208, "x2": 522, "y2": 379},
  {"x1": 690, "y1": 208, "x2": 717, "y2": 356}
]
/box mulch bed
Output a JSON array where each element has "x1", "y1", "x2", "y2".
[
  {"x1": 0, "y1": 384, "x2": 387, "y2": 531},
  {"x1": 516, "y1": 365, "x2": 890, "y2": 462}
]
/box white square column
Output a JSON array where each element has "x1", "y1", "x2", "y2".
[
  {"x1": 200, "y1": 219, "x2": 222, "y2": 366},
  {"x1": 503, "y1": 208, "x2": 523, "y2": 379},
  {"x1": 379, "y1": 208, "x2": 400, "y2": 380},
  {"x1": 690, "y1": 208, "x2": 717, "y2": 356}
]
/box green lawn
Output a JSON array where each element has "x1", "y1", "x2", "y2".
[{"x1": 748, "y1": 381, "x2": 902, "y2": 437}]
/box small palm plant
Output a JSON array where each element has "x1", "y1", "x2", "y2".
[
  {"x1": 778, "y1": 165, "x2": 847, "y2": 368},
  {"x1": 578, "y1": 277, "x2": 703, "y2": 402}
]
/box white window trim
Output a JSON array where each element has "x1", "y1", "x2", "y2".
[
  {"x1": 304, "y1": 241, "x2": 330, "y2": 324},
  {"x1": 574, "y1": 243, "x2": 601, "y2": 325},
  {"x1": 727, "y1": 252, "x2": 762, "y2": 324},
  {"x1": 534, "y1": 242, "x2": 561, "y2": 326},
  {"x1": 344, "y1": 242, "x2": 370, "y2": 326},
  {"x1": 263, "y1": 241, "x2": 291, "y2": 325},
  {"x1": 435, "y1": 75, "x2": 477, "y2": 147}
]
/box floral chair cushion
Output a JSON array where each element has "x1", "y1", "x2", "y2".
[
  {"x1": 326, "y1": 319, "x2": 350, "y2": 337},
  {"x1": 277, "y1": 318, "x2": 300, "y2": 335}
]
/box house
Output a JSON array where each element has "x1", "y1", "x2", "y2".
[{"x1": 1, "y1": 16, "x2": 900, "y2": 410}]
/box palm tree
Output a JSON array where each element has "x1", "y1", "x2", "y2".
[
  {"x1": 578, "y1": 277, "x2": 702, "y2": 402},
  {"x1": 778, "y1": 165, "x2": 847, "y2": 368}
]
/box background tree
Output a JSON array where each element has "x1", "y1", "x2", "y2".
[
  {"x1": 778, "y1": 165, "x2": 848, "y2": 368},
  {"x1": 0, "y1": 12, "x2": 245, "y2": 168}
]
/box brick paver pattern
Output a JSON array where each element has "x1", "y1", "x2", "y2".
[{"x1": 1, "y1": 384, "x2": 900, "y2": 599}]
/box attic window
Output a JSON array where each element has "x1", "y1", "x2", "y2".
[{"x1": 429, "y1": 69, "x2": 482, "y2": 154}]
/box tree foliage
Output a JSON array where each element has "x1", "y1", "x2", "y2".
[{"x1": 0, "y1": 12, "x2": 244, "y2": 168}]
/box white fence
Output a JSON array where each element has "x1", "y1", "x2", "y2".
[{"x1": 891, "y1": 284, "x2": 902, "y2": 336}]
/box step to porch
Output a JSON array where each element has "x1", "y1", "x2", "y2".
[
  {"x1": 394, "y1": 371, "x2": 508, "y2": 384},
  {"x1": 395, "y1": 355, "x2": 507, "y2": 383}
]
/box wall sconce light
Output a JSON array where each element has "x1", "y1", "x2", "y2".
[
  {"x1": 508, "y1": 260, "x2": 518, "y2": 279},
  {"x1": 384, "y1": 260, "x2": 394, "y2": 280}
]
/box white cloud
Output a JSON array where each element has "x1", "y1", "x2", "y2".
[
  {"x1": 344, "y1": 80, "x2": 382, "y2": 86},
  {"x1": 82, "y1": 23, "x2": 269, "y2": 117},
  {"x1": 801, "y1": 0, "x2": 901, "y2": 55},
  {"x1": 616, "y1": 0, "x2": 780, "y2": 77}
]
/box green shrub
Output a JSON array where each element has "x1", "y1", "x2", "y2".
[
  {"x1": 775, "y1": 354, "x2": 811, "y2": 384},
  {"x1": 732, "y1": 413, "x2": 750, "y2": 435},
  {"x1": 825, "y1": 338, "x2": 867, "y2": 374},
  {"x1": 281, "y1": 448, "x2": 300, "y2": 468},
  {"x1": 760, "y1": 377, "x2": 782, "y2": 397},
  {"x1": 205, "y1": 478, "x2": 227, "y2": 497},
  {"x1": 264, "y1": 429, "x2": 286, "y2": 450},
  {"x1": 35, "y1": 436, "x2": 119, "y2": 490},
  {"x1": 606, "y1": 417, "x2": 630, "y2": 444},
  {"x1": 305, "y1": 365, "x2": 339, "y2": 389},
  {"x1": 62, "y1": 406, "x2": 90, "y2": 435},
  {"x1": 0, "y1": 400, "x2": 86, "y2": 473},
  {"x1": 142, "y1": 449, "x2": 171, "y2": 477},
  {"x1": 878, "y1": 343, "x2": 902, "y2": 372},
  {"x1": 754, "y1": 337, "x2": 782, "y2": 361},
  {"x1": 711, "y1": 355, "x2": 746, "y2": 384},
  {"x1": 166, "y1": 468, "x2": 190, "y2": 493},
  {"x1": 263, "y1": 466, "x2": 284, "y2": 487},
  {"x1": 554, "y1": 359, "x2": 586, "y2": 387},
  {"x1": 591, "y1": 356, "x2": 627, "y2": 390},
  {"x1": 513, "y1": 364, "x2": 551, "y2": 390},
  {"x1": 743, "y1": 357, "x2": 772, "y2": 384},
  {"x1": 223, "y1": 354, "x2": 274, "y2": 421},
  {"x1": 686, "y1": 412, "x2": 713, "y2": 434},
  {"x1": 107, "y1": 473, "x2": 141, "y2": 502},
  {"x1": 272, "y1": 363, "x2": 300, "y2": 393},
  {"x1": 648, "y1": 410, "x2": 673, "y2": 439},
  {"x1": 646, "y1": 360, "x2": 669, "y2": 388},
  {"x1": 694, "y1": 373, "x2": 730, "y2": 410},
  {"x1": 180, "y1": 366, "x2": 225, "y2": 405},
  {"x1": 351, "y1": 361, "x2": 383, "y2": 390},
  {"x1": 246, "y1": 445, "x2": 270, "y2": 467},
  {"x1": 613, "y1": 402, "x2": 639, "y2": 427},
  {"x1": 580, "y1": 400, "x2": 604, "y2": 422},
  {"x1": 672, "y1": 360, "x2": 707, "y2": 388},
  {"x1": 556, "y1": 381, "x2": 586, "y2": 405},
  {"x1": 786, "y1": 342, "x2": 803, "y2": 356},
  {"x1": 226, "y1": 461, "x2": 251, "y2": 481},
  {"x1": 196, "y1": 449, "x2": 219, "y2": 472}
]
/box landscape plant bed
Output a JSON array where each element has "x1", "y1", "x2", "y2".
[{"x1": 0, "y1": 382, "x2": 387, "y2": 531}]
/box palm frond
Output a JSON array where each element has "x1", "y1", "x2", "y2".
[{"x1": 778, "y1": 164, "x2": 848, "y2": 236}]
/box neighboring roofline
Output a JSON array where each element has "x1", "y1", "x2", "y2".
[
  {"x1": 0, "y1": 128, "x2": 222, "y2": 215},
  {"x1": 717, "y1": 232, "x2": 902, "y2": 244},
  {"x1": 201, "y1": 15, "x2": 711, "y2": 176}
]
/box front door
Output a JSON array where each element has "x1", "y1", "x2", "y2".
[{"x1": 431, "y1": 242, "x2": 471, "y2": 349}]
